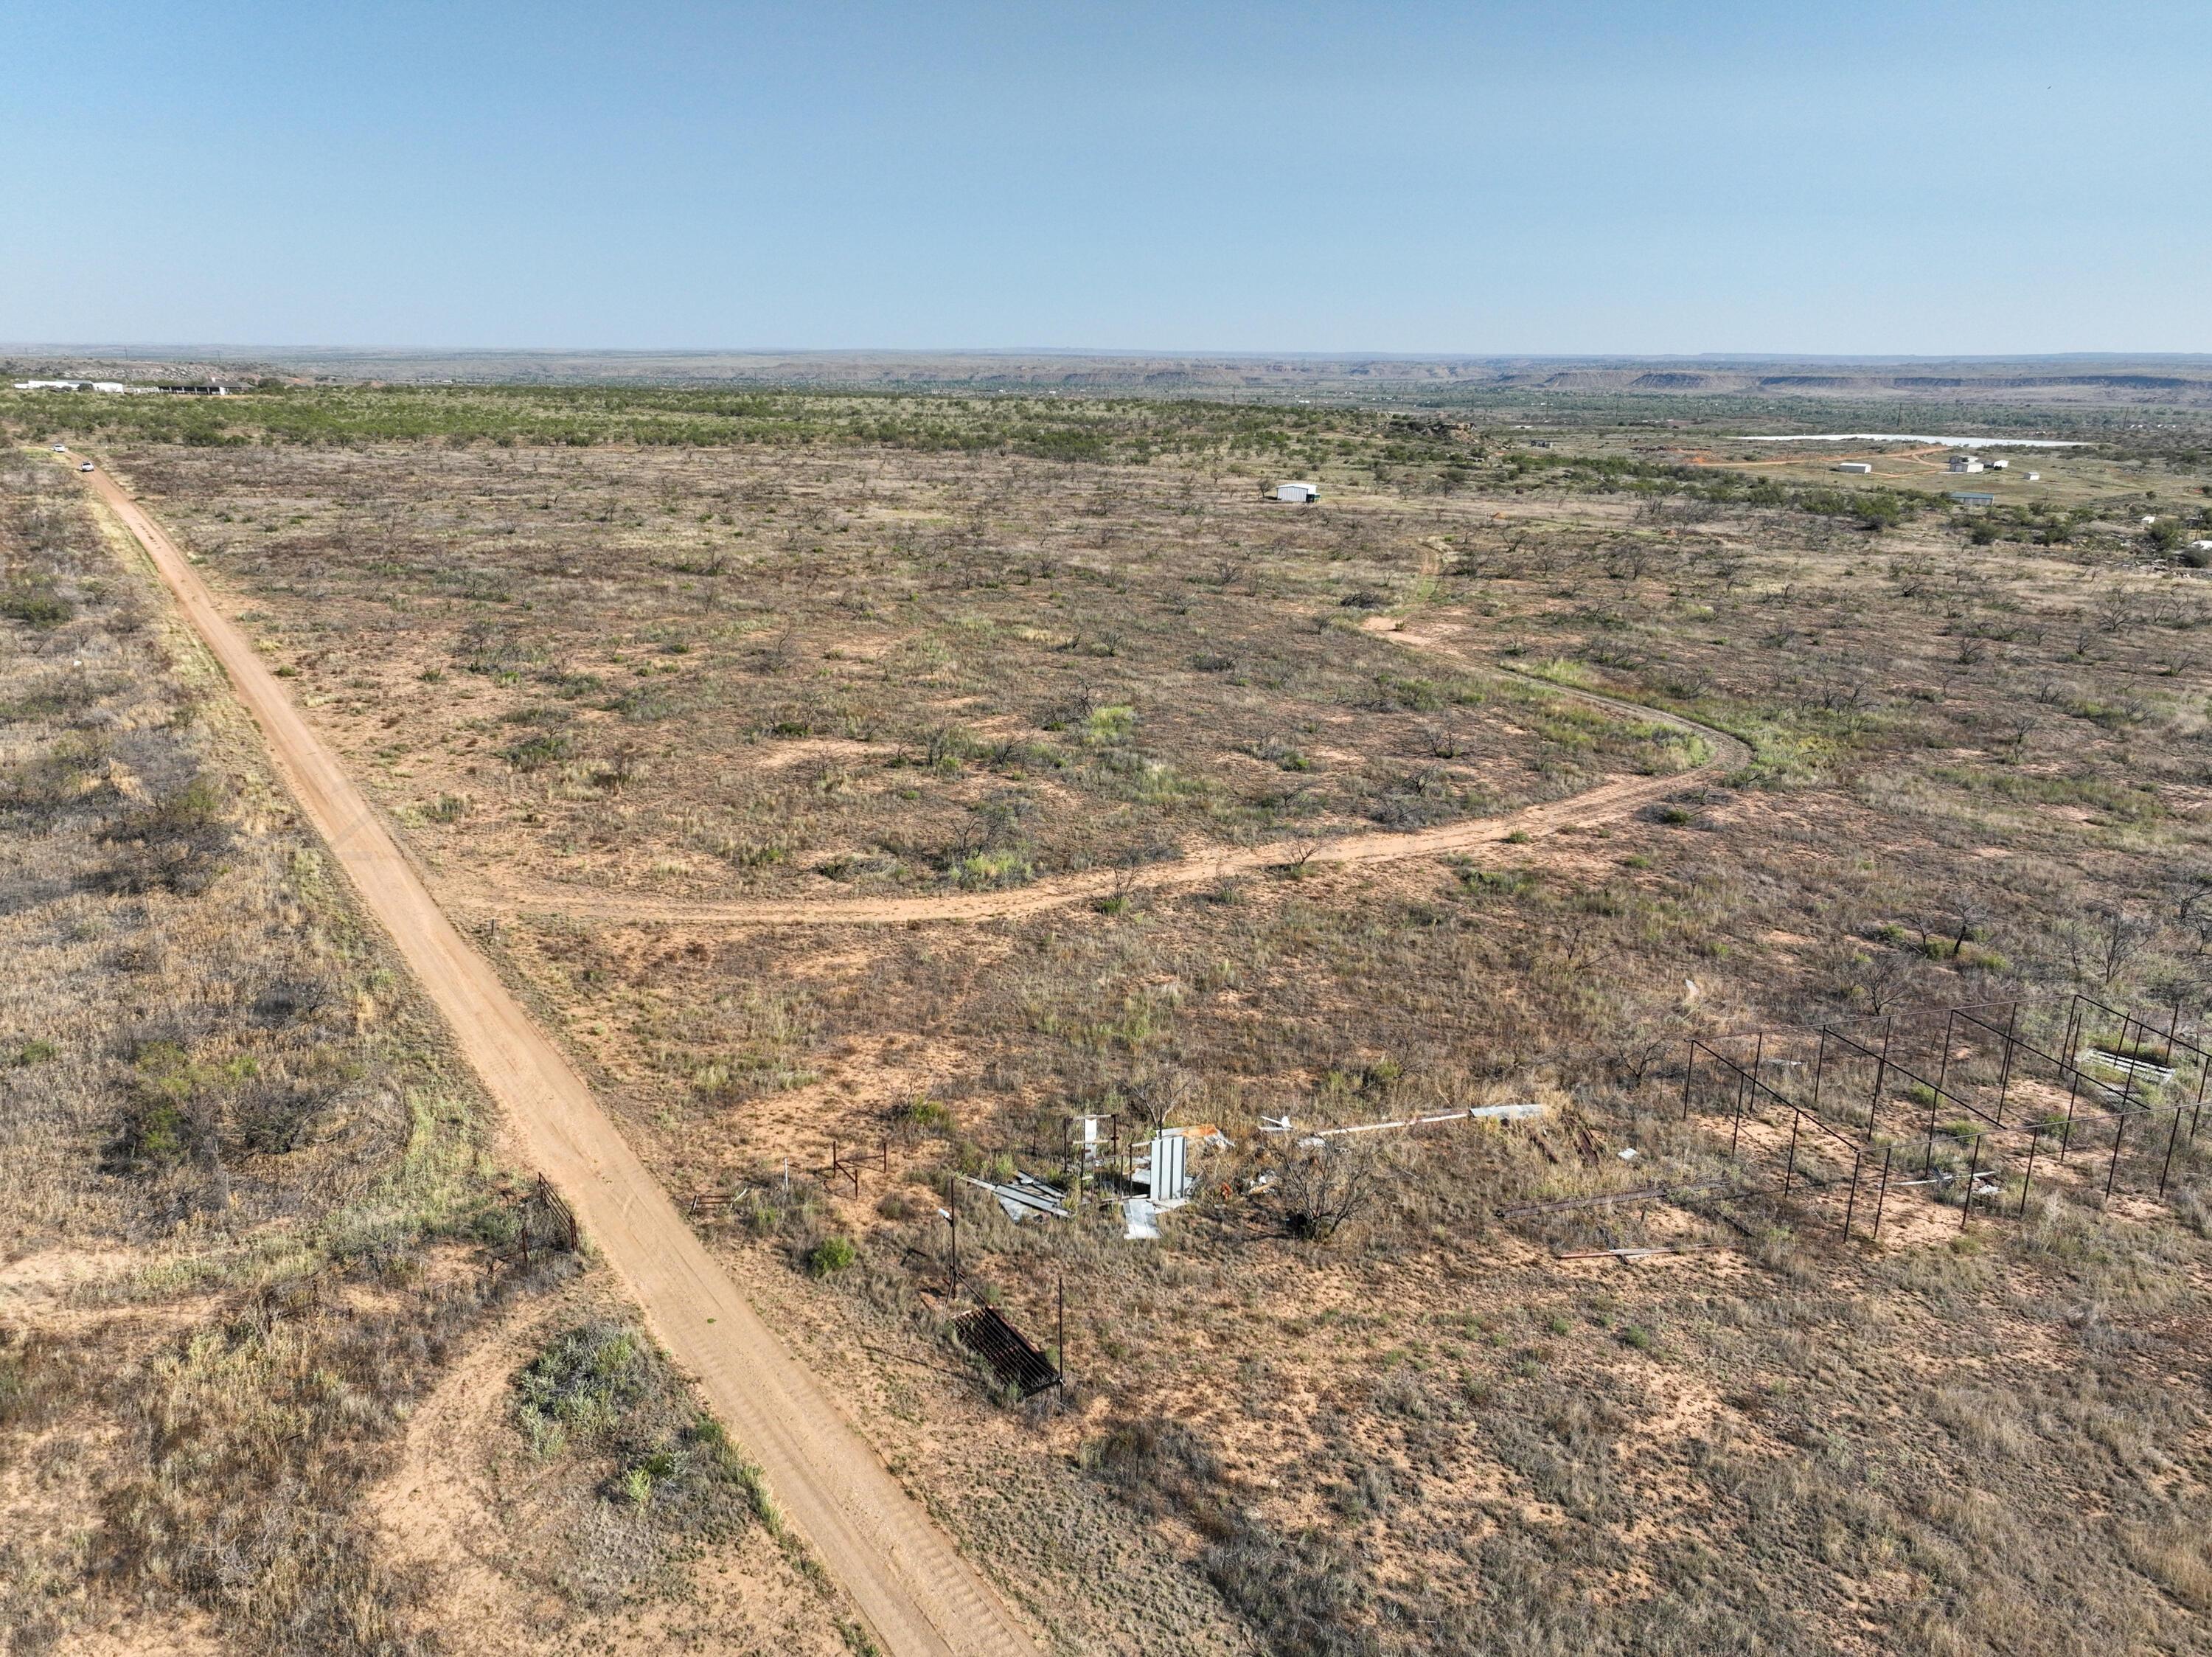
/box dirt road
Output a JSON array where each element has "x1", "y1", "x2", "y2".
[
  {"x1": 77, "y1": 462, "x2": 1040, "y2": 1657},
  {"x1": 473, "y1": 637, "x2": 1747, "y2": 930}
]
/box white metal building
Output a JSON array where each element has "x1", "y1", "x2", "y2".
[
  {"x1": 12, "y1": 380, "x2": 153, "y2": 394},
  {"x1": 1947, "y1": 454, "x2": 1985, "y2": 473},
  {"x1": 1833, "y1": 462, "x2": 1873, "y2": 474},
  {"x1": 1271, "y1": 482, "x2": 1321, "y2": 503}
]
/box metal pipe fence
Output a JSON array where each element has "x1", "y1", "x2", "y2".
[{"x1": 1678, "y1": 993, "x2": 2209, "y2": 1239}]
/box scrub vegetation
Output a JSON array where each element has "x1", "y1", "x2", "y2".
[
  {"x1": 9, "y1": 377, "x2": 2212, "y2": 1656},
  {"x1": 0, "y1": 451, "x2": 826, "y2": 1657}
]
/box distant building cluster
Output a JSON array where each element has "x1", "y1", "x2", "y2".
[{"x1": 11, "y1": 380, "x2": 232, "y2": 395}]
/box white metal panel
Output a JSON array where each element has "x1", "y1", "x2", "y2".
[{"x1": 1148, "y1": 1130, "x2": 1187, "y2": 1203}]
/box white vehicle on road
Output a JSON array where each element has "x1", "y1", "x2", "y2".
[{"x1": 78, "y1": 461, "x2": 94, "y2": 472}]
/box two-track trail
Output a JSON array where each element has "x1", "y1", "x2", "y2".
[
  {"x1": 473, "y1": 626, "x2": 1748, "y2": 930},
  {"x1": 77, "y1": 462, "x2": 1040, "y2": 1657}
]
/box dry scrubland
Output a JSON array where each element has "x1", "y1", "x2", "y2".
[
  {"x1": 12, "y1": 381, "x2": 2212, "y2": 1656},
  {"x1": 101, "y1": 442, "x2": 1697, "y2": 903},
  {"x1": 0, "y1": 452, "x2": 866, "y2": 1657}
]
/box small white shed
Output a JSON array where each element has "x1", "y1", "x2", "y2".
[
  {"x1": 1272, "y1": 482, "x2": 1321, "y2": 503},
  {"x1": 1833, "y1": 462, "x2": 1873, "y2": 474}
]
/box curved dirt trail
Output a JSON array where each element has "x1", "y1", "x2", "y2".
[
  {"x1": 77, "y1": 462, "x2": 1040, "y2": 1657},
  {"x1": 480, "y1": 628, "x2": 1747, "y2": 930}
]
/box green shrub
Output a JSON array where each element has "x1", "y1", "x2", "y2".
[
  {"x1": 809, "y1": 1235, "x2": 858, "y2": 1276},
  {"x1": 515, "y1": 1321, "x2": 652, "y2": 1459},
  {"x1": 952, "y1": 849, "x2": 1031, "y2": 889},
  {"x1": 512, "y1": 1321, "x2": 774, "y2": 1549},
  {"x1": 108, "y1": 1099, "x2": 195, "y2": 1171},
  {"x1": 900, "y1": 1096, "x2": 950, "y2": 1132},
  {"x1": 1082, "y1": 704, "x2": 1137, "y2": 745},
  {"x1": 91, "y1": 774, "x2": 234, "y2": 895},
  {"x1": 0, "y1": 582, "x2": 72, "y2": 626},
  {"x1": 501, "y1": 731, "x2": 572, "y2": 771},
  {"x1": 1458, "y1": 866, "x2": 1536, "y2": 897}
]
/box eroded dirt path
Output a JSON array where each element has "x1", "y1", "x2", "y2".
[
  {"x1": 78, "y1": 462, "x2": 1040, "y2": 1657},
  {"x1": 473, "y1": 624, "x2": 1747, "y2": 929}
]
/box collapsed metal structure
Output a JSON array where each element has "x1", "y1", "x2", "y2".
[{"x1": 1680, "y1": 993, "x2": 2210, "y2": 1241}]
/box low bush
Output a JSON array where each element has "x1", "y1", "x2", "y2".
[
  {"x1": 88, "y1": 774, "x2": 234, "y2": 895},
  {"x1": 0, "y1": 580, "x2": 72, "y2": 626},
  {"x1": 501, "y1": 730, "x2": 573, "y2": 771},
  {"x1": 514, "y1": 1319, "x2": 771, "y2": 1559}
]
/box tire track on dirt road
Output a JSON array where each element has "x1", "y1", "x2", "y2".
[{"x1": 74, "y1": 460, "x2": 1040, "y2": 1657}]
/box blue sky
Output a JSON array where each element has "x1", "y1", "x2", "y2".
[{"x1": 5, "y1": 1, "x2": 2207, "y2": 355}]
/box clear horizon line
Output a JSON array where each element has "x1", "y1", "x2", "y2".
[{"x1": 9, "y1": 341, "x2": 2212, "y2": 367}]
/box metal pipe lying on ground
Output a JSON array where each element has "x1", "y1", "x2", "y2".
[{"x1": 1261, "y1": 1102, "x2": 1545, "y2": 1144}]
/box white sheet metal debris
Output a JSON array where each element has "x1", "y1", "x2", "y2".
[
  {"x1": 1129, "y1": 1129, "x2": 1199, "y2": 1206},
  {"x1": 959, "y1": 1173, "x2": 1071, "y2": 1223},
  {"x1": 1123, "y1": 1196, "x2": 1161, "y2": 1240},
  {"x1": 2080, "y1": 1048, "x2": 2176, "y2": 1085},
  {"x1": 1150, "y1": 1130, "x2": 1189, "y2": 1205}
]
